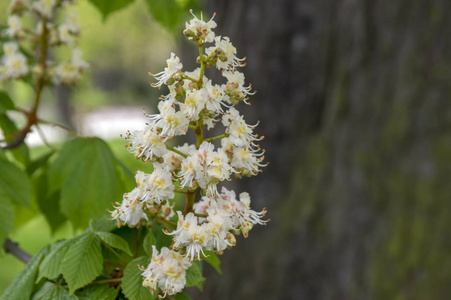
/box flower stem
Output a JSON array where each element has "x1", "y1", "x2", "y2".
[
  {"x1": 204, "y1": 133, "x2": 229, "y2": 142},
  {"x1": 166, "y1": 145, "x2": 188, "y2": 158}
]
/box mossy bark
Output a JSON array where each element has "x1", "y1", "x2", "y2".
[{"x1": 189, "y1": 0, "x2": 451, "y2": 299}]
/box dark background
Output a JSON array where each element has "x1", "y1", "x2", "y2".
[{"x1": 187, "y1": 0, "x2": 451, "y2": 299}]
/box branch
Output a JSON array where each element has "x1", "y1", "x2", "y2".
[{"x1": 4, "y1": 238, "x2": 32, "y2": 263}]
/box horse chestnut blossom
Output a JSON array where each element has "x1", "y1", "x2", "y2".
[
  {"x1": 0, "y1": 0, "x2": 88, "y2": 84},
  {"x1": 112, "y1": 11, "x2": 268, "y2": 297}
]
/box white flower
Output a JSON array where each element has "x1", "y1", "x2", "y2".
[
  {"x1": 223, "y1": 70, "x2": 255, "y2": 102},
  {"x1": 52, "y1": 62, "x2": 79, "y2": 85},
  {"x1": 125, "y1": 126, "x2": 167, "y2": 161},
  {"x1": 218, "y1": 187, "x2": 267, "y2": 237},
  {"x1": 182, "y1": 68, "x2": 207, "y2": 91},
  {"x1": 6, "y1": 15, "x2": 22, "y2": 38},
  {"x1": 206, "y1": 149, "x2": 233, "y2": 182},
  {"x1": 71, "y1": 48, "x2": 89, "y2": 70},
  {"x1": 179, "y1": 154, "x2": 202, "y2": 189},
  {"x1": 3, "y1": 42, "x2": 19, "y2": 56},
  {"x1": 150, "y1": 53, "x2": 182, "y2": 87},
  {"x1": 162, "y1": 143, "x2": 195, "y2": 172},
  {"x1": 33, "y1": 0, "x2": 57, "y2": 18},
  {"x1": 153, "y1": 106, "x2": 189, "y2": 138},
  {"x1": 204, "y1": 207, "x2": 234, "y2": 251},
  {"x1": 231, "y1": 146, "x2": 265, "y2": 175},
  {"x1": 111, "y1": 196, "x2": 148, "y2": 226},
  {"x1": 9, "y1": 0, "x2": 30, "y2": 14},
  {"x1": 185, "y1": 10, "x2": 217, "y2": 43},
  {"x1": 170, "y1": 212, "x2": 209, "y2": 261},
  {"x1": 222, "y1": 107, "x2": 259, "y2": 148},
  {"x1": 2, "y1": 52, "x2": 29, "y2": 79},
  {"x1": 146, "y1": 163, "x2": 175, "y2": 203},
  {"x1": 206, "y1": 36, "x2": 245, "y2": 70},
  {"x1": 142, "y1": 246, "x2": 191, "y2": 297},
  {"x1": 204, "y1": 80, "x2": 228, "y2": 113},
  {"x1": 180, "y1": 88, "x2": 207, "y2": 120},
  {"x1": 58, "y1": 24, "x2": 73, "y2": 44},
  {"x1": 64, "y1": 9, "x2": 80, "y2": 33}
]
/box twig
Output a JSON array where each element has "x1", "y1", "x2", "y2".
[{"x1": 4, "y1": 238, "x2": 32, "y2": 263}]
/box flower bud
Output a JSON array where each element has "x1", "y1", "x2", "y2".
[
  {"x1": 225, "y1": 82, "x2": 239, "y2": 92},
  {"x1": 165, "y1": 77, "x2": 175, "y2": 85},
  {"x1": 173, "y1": 72, "x2": 183, "y2": 82},
  {"x1": 183, "y1": 29, "x2": 195, "y2": 37}
]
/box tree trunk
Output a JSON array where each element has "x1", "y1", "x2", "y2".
[{"x1": 188, "y1": 0, "x2": 451, "y2": 299}]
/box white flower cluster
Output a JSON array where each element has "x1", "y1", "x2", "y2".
[
  {"x1": 112, "y1": 11, "x2": 268, "y2": 297},
  {"x1": 1, "y1": 0, "x2": 88, "y2": 84}
]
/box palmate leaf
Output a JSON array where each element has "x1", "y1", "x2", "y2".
[
  {"x1": 174, "y1": 292, "x2": 193, "y2": 300},
  {"x1": 0, "y1": 91, "x2": 15, "y2": 113},
  {"x1": 34, "y1": 175, "x2": 66, "y2": 233},
  {"x1": 1, "y1": 246, "x2": 49, "y2": 300},
  {"x1": 38, "y1": 236, "x2": 80, "y2": 281},
  {"x1": 48, "y1": 137, "x2": 125, "y2": 229},
  {"x1": 31, "y1": 282, "x2": 78, "y2": 300},
  {"x1": 75, "y1": 285, "x2": 118, "y2": 300},
  {"x1": 88, "y1": 0, "x2": 134, "y2": 21},
  {"x1": 144, "y1": 0, "x2": 203, "y2": 34},
  {"x1": 0, "y1": 157, "x2": 31, "y2": 207},
  {"x1": 201, "y1": 251, "x2": 222, "y2": 274},
  {"x1": 96, "y1": 231, "x2": 132, "y2": 256},
  {"x1": 122, "y1": 256, "x2": 156, "y2": 300},
  {"x1": 61, "y1": 230, "x2": 103, "y2": 294},
  {"x1": 143, "y1": 230, "x2": 156, "y2": 256},
  {"x1": 185, "y1": 261, "x2": 205, "y2": 291}
]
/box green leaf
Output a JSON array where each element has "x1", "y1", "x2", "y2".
[
  {"x1": 115, "y1": 158, "x2": 135, "y2": 191},
  {"x1": 38, "y1": 237, "x2": 79, "y2": 281},
  {"x1": 174, "y1": 292, "x2": 193, "y2": 300},
  {"x1": 201, "y1": 251, "x2": 222, "y2": 274},
  {"x1": 185, "y1": 261, "x2": 205, "y2": 291},
  {"x1": 88, "y1": 0, "x2": 134, "y2": 21},
  {"x1": 34, "y1": 171, "x2": 66, "y2": 233},
  {"x1": 61, "y1": 231, "x2": 103, "y2": 294},
  {"x1": 122, "y1": 256, "x2": 156, "y2": 300},
  {"x1": 90, "y1": 217, "x2": 117, "y2": 233},
  {"x1": 48, "y1": 137, "x2": 125, "y2": 229},
  {"x1": 26, "y1": 151, "x2": 54, "y2": 176},
  {"x1": 0, "y1": 91, "x2": 15, "y2": 113},
  {"x1": 96, "y1": 231, "x2": 132, "y2": 256},
  {"x1": 1, "y1": 246, "x2": 49, "y2": 300},
  {"x1": 0, "y1": 197, "x2": 14, "y2": 246},
  {"x1": 143, "y1": 230, "x2": 156, "y2": 256},
  {"x1": 75, "y1": 284, "x2": 117, "y2": 300},
  {"x1": 145, "y1": 0, "x2": 204, "y2": 34},
  {"x1": 0, "y1": 113, "x2": 30, "y2": 166},
  {"x1": 0, "y1": 157, "x2": 31, "y2": 207},
  {"x1": 151, "y1": 223, "x2": 172, "y2": 249},
  {"x1": 31, "y1": 281, "x2": 78, "y2": 300},
  {"x1": 0, "y1": 147, "x2": 6, "y2": 159}
]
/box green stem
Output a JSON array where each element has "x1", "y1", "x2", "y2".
[
  {"x1": 166, "y1": 145, "x2": 188, "y2": 158},
  {"x1": 148, "y1": 211, "x2": 176, "y2": 228},
  {"x1": 204, "y1": 133, "x2": 229, "y2": 142},
  {"x1": 198, "y1": 43, "x2": 205, "y2": 87},
  {"x1": 88, "y1": 278, "x2": 122, "y2": 286},
  {"x1": 183, "y1": 191, "x2": 197, "y2": 216},
  {"x1": 182, "y1": 75, "x2": 200, "y2": 84}
]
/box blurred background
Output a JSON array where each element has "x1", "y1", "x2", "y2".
[{"x1": 2, "y1": 0, "x2": 451, "y2": 299}]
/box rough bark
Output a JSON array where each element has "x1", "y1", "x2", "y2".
[{"x1": 188, "y1": 0, "x2": 451, "y2": 299}]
